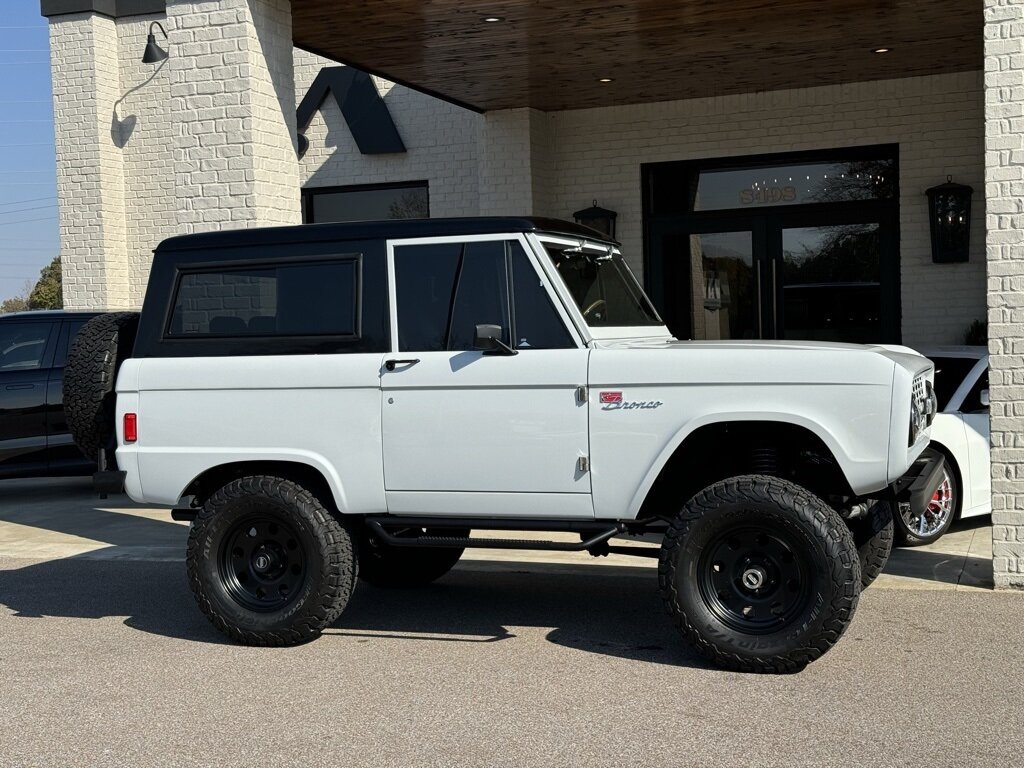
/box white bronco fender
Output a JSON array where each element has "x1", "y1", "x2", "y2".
[{"x1": 587, "y1": 338, "x2": 931, "y2": 520}]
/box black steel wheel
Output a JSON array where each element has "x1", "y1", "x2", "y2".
[
  {"x1": 696, "y1": 525, "x2": 813, "y2": 634},
  {"x1": 187, "y1": 475, "x2": 356, "y2": 646},
  {"x1": 219, "y1": 515, "x2": 308, "y2": 612},
  {"x1": 659, "y1": 475, "x2": 861, "y2": 673}
]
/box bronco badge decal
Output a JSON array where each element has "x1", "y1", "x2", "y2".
[{"x1": 599, "y1": 391, "x2": 663, "y2": 411}]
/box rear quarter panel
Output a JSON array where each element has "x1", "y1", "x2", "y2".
[{"x1": 116, "y1": 355, "x2": 385, "y2": 510}]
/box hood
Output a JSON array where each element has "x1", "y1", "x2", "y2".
[{"x1": 590, "y1": 336, "x2": 931, "y2": 386}]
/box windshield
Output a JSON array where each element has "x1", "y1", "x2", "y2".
[{"x1": 544, "y1": 242, "x2": 662, "y2": 326}]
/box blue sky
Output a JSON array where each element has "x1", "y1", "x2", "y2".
[{"x1": 0, "y1": 0, "x2": 57, "y2": 303}]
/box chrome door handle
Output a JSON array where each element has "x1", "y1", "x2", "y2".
[
  {"x1": 384, "y1": 358, "x2": 420, "y2": 371},
  {"x1": 5, "y1": 384, "x2": 33, "y2": 390}
]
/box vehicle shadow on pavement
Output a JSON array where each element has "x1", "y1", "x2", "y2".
[
  {"x1": 884, "y1": 547, "x2": 993, "y2": 587},
  {"x1": 333, "y1": 564, "x2": 716, "y2": 669},
  {"x1": 0, "y1": 556, "x2": 713, "y2": 668},
  {"x1": 0, "y1": 556, "x2": 222, "y2": 642}
]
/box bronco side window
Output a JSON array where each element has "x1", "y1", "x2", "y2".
[
  {"x1": 167, "y1": 259, "x2": 360, "y2": 339},
  {"x1": 394, "y1": 240, "x2": 574, "y2": 352},
  {"x1": 508, "y1": 242, "x2": 574, "y2": 350},
  {"x1": 394, "y1": 241, "x2": 511, "y2": 352}
]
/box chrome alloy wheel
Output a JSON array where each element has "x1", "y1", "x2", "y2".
[{"x1": 901, "y1": 471, "x2": 955, "y2": 538}]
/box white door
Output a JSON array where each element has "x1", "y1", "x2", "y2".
[{"x1": 381, "y1": 235, "x2": 593, "y2": 518}]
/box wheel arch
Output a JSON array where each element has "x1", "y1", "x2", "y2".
[
  {"x1": 633, "y1": 418, "x2": 857, "y2": 519},
  {"x1": 181, "y1": 459, "x2": 342, "y2": 511}
]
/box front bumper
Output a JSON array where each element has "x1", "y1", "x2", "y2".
[{"x1": 889, "y1": 451, "x2": 946, "y2": 518}]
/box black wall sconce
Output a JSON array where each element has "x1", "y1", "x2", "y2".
[
  {"x1": 926, "y1": 176, "x2": 973, "y2": 264},
  {"x1": 142, "y1": 21, "x2": 169, "y2": 64},
  {"x1": 572, "y1": 200, "x2": 617, "y2": 240}
]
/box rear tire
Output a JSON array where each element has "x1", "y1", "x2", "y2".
[
  {"x1": 63, "y1": 312, "x2": 139, "y2": 458},
  {"x1": 850, "y1": 500, "x2": 894, "y2": 588},
  {"x1": 359, "y1": 527, "x2": 468, "y2": 588},
  {"x1": 186, "y1": 475, "x2": 356, "y2": 646},
  {"x1": 659, "y1": 475, "x2": 861, "y2": 673}
]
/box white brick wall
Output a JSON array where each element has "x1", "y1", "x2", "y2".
[
  {"x1": 50, "y1": 12, "x2": 130, "y2": 310},
  {"x1": 167, "y1": 0, "x2": 300, "y2": 234},
  {"x1": 984, "y1": 0, "x2": 1024, "y2": 589},
  {"x1": 293, "y1": 49, "x2": 481, "y2": 217},
  {"x1": 116, "y1": 15, "x2": 175, "y2": 308},
  {"x1": 540, "y1": 72, "x2": 986, "y2": 348}
]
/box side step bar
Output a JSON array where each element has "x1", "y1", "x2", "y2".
[{"x1": 365, "y1": 517, "x2": 626, "y2": 552}]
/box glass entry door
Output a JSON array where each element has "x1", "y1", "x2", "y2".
[
  {"x1": 643, "y1": 145, "x2": 900, "y2": 344},
  {"x1": 778, "y1": 223, "x2": 882, "y2": 343},
  {"x1": 690, "y1": 231, "x2": 758, "y2": 340},
  {"x1": 648, "y1": 214, "x2": 896, "y2": 343}
]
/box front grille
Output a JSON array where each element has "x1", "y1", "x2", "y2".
[{"x1": 913, "y1": 374, "x2": 926, "y2": 406}]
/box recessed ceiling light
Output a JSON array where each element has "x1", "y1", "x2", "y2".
[
  {"x1": 481, "y1": 15, "x2": 504, "y2": 22},
  {"x1": 873, "y1": 47, "x2": 890, "y2": 53},
  {"x1": 598, "y1": 77, "x2": 613, "y2": 83}
]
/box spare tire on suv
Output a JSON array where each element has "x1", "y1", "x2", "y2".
[{"x1": 63, "y1": 312, "x2": 140, "y2": 459}]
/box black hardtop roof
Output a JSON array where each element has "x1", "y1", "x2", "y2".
[{"x1": 155, "y1": 217, "x2": 616, "y2": 253}]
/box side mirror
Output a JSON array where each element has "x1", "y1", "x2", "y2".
[
  {"x1": 980, "y1": 388, "x2": 990, "y2": 408},
  {"x1": 474, "y1": 323, "x2": 517, "y2": 356}
]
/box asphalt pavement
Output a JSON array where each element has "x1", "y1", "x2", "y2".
[{"x1": 1, "y1": 477, "x2": 1021, "y2": 767}]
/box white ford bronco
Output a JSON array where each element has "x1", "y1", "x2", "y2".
[{"x1": 65, "y1": 217, "x2": 942, "y2": 672}]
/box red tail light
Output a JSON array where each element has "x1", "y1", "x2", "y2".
[{"x1": 124, "y1": 413, "x2": 138, "y2": 443}]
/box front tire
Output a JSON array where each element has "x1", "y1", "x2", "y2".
[
  {"x1": 850, "y1": 500, "x2": 894, "y2": 588},
  {"x1": 187, "y1": 476, "x2": 356, "y2": 646},
  {"x1": 659, "y1": 475, "x2": 861, "y2": 673}
]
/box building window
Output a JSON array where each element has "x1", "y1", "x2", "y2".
[{"x1": 303, "y1": 182, "x2": 429, "y2": 224}]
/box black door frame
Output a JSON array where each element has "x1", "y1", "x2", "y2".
[{"x1": 642, "y1": 144, "x2": 901, "y2": 343}]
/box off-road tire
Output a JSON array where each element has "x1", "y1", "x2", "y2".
[
  {"x1": 186, "y1": 475, "x2": 356, "y2": 646},
  {"x1": 359, "y1": 527, "x2": 468, "y2": 588},
  {"x1": 63, "y1": 311, "x2": 140, "y2": 458},
  {"x1": 659, "y1": 474, "x2": 861, "y2": 673},
  {"x1": 850, "y1": 501, "x2": 894, "y2": 588}
]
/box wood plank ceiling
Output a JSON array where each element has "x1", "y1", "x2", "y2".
[{"x1": 291, "y1": 0, "x2": 982, "y2": 113}]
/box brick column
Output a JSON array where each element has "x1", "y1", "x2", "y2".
[
  {"x1": 478, "y1": 108, "x2": 554, "y2": 217},
  {"x1": 985, "y1": 0, "x2": 1024, "y2": 589},
  {"x1": 167, "y1": 0, "x2": 301, "y2": 233},
  {"x1": 49, "y1": 13, "x2": 129, "y2": 310}
]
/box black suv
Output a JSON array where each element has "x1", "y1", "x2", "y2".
[{"x1": 0, "y1": 310, "x2": 100, "y2": 479}]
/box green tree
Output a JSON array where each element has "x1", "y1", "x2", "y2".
[
  {"x1": 0, "y1": 279, "x2": 32, "y2": 314},
  {"x1": 0, "y1": 294, "x2": 29, "y2": 314},
  {"x1": 27, "y1": 256, "x2": 62, "y2": 310}
]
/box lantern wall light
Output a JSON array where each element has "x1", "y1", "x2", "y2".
[
  {"x1": 572, "y1": 200, "x2": 618, "y2": 240},
  {"x1": 926, "y1": 175, "x2": 973, "y2": 264}
]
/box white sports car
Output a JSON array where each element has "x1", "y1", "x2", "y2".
[{"x1": 897, "y1": 347, "x2": 990, "y2": 545}]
